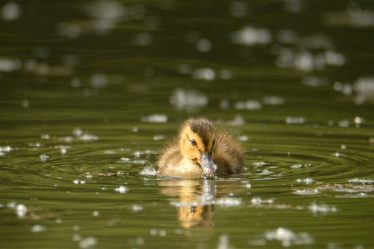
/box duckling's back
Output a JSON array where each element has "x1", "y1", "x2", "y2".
[{"x1": 213, "y1": 132, "x2": 244, "y2": 174}]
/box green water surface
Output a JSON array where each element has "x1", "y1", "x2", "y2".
[{"x1": 1, "y1": 1, "x2": 374, "y2": 249}]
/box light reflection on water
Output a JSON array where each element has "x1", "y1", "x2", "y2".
[{"x1": 1, "y1": 0, "x2": 374, "y2": 248}]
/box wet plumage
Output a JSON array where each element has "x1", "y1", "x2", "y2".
[{"x1": 158, "y1": 118, "x2": 244, "y2": 178}]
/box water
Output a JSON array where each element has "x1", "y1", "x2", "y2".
[{"x1": 1, "y1": 0, "x2": 374, "y2": 248}]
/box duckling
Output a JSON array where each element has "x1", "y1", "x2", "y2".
[{"x1": 158, "y1": 118, "x2": 244, "y2": 178}]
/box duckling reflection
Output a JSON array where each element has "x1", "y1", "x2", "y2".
[
  {"x1": 159, "y1": 178, "x2": 243, "y2": 229},
  {"x1": 160, "y1": 178, "x2": 215, "y2": 229}
]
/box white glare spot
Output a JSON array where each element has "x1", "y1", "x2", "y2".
[
  {"x1": 131, "y1": 237, "x2": 145, "y2": 245},
  {"x1": 231, "y1": 26, "x2": 272, "y2": 46},
  {"x1": 253, "y1": 161, "x2": 267, "y2": 167},
  {"x1": 296, "y1": 178, "x2": 314, "y2": 185},
  {"x1": 153, "y1": 134, "x2": 165, "y2": 141},
  {"x1": 134, "y1": 32, "x2": 153, "y2": 46},
  {"x1": 244, "y1": 182, "x2": 252, "y2": 189},
  {"x1": 215, "y1": 197, "x2": 242, "y2": 207},
  {"x1": 293, "y1": 189, "x2": 320, "y2": 195},
  {"x1": 120, "y1": 157, "x2": 131, "y2": 162},
  {"x1": 73, "y1": 128, "x2": 83, "y2": 137},
  {"x1": 308, "y1": 202, "x2": 337, "y2": 215},
  {"x1": 170, "y1": 88, "x2": 208, "y2": 111},
  {"x1": 234, "y1": 100, "x2": 262, "y2": 110},
  {"x1": 196, "y1": 38, "x2": 211, "y2": 52},
  {"x1": 79, "y1": 237, "x2": 97, "y2": 249},
  {"x1": 353, "y1": 116, "x2": 364, "y2": 126},
  {"x1": 79, "y1": 134, "x2": 99, "y2": 142},
  {"x1": 303, "y1": 76, "x2": 328, "y2": 87},
  {"x1": 334, "y1": 152, "x2": 343, "y2": 157},
  {"x1": 131, "y1": 204, "x2": 144, "y2": 212},
  {"x1": 333, "y1": 81, "x2": 352, "y2": 95},
  {"x1": 139, "y1": 166, "x2": 158, "y2": 176},
  {"x1": 348, "y1": 178, "x2": 374, "y2": 184},
  {"x1": 72, "y1": 128, "x2": 99, "y2": 142},
  {"x1": 353, "y1": 77, "x2": 374, "y2": 104},
  {"x1": 276, "y1": 49, "x2": 345, "y2": 72},
  {"x1": 41, "y1": 134, "x2": 50, "y2": 140},
  {"x1": 86, "y1": 0, "x2": 125, "y2": 34},
  {"x1": 217, "y1": 234, "x2": 231, "y2": 249},
  {"x1": 16, "y1": 204, "x2": 27, "y2": 217},
  {"x1": 238, "y1": 135, "x2": 249, "y2": 142},
  {"x1": 90, "y1": 73, "x2": 107, "y2": 88},
  {"x1": 7, "y1": 201, "x2": 16, "y2": 209},
  {"x1": 294, "y1": 51, "x2": 314, "y2": 71},
  {"x1": 262, "y1": 96, "x2": 285, "y2": 105},
  {"x1": 323, "y1": 5, "x2": 374, "y2": 28},
  {"x1": 0, "y1": 58, "x2": 21, "y2": 72},
  {"x1": 251, "y1": 197, "x2": 274, "y2": 206},
  {"x1": 338, "y1": 119, "x2": 350, "y2": 127},
  {"x1": 31, "y1": 224, "x2": 46, "y2": 233},
  {"x1": 60, "y1": 147, "x2": 67, "y2": 155},
  {"x1": 115, "y1": 185, "x2": 128, "y2": 194},
  {"x1": 226, "y1": 115, "x2": 245, "y2": 126},
  {"x1": 325, "y1": 50, "x2": 345, "y2": 66},
  {"x1": 0, "y1": 146, "x2": 13, "y2": 156},
  {"x1": 133, "y1": 151, "x2": 143, "y2": 158},
  {"x1": 192, "y1": 68, "x2": 215, "y2": 81},
  {"x1": 72, "y1": 234, "x2": 81, "y2": 242},
  {"x1": 21, "y1": 99, "x2": 29, "y2": 108},
  {"x1": 2, "y1": 2, "x2": 21, "y2": 21},
  {"x1": 285, "y1": 116, "x2": 305, "y2": 124},
  {"x1": 73, "y1": 179, "x2": 86, "y2": 184},
  {"x1": 141, "y1": 114, "x2": 168, "y2": 123},
  {"x1": 263, "y1": 227, "x2": 313, "y2": 247},
  {"x1": 258, "y1": 169, "x2": 274, "y2": 176},
  {"x1": 39, "y1": 154, "x2": 49, "y2": 162},
  {"x1": 150, "y1": 229, "x2": 167, "y2": 236}
]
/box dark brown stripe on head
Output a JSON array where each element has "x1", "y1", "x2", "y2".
[{"x1": 189, "y1": 118, "x2": 215, "y2": 147}]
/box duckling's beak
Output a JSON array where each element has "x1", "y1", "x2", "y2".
[{"x1": 200, "y1": 153, "x2": 216, "y2": 178}]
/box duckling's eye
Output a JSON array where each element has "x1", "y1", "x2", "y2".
[{"x1": 190, "y1": 139, "x2": 197, "y2": 146}]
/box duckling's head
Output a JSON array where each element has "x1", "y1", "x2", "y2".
[{"x1": 179, "y1": 118, "x2": 217, "y2": 178}]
